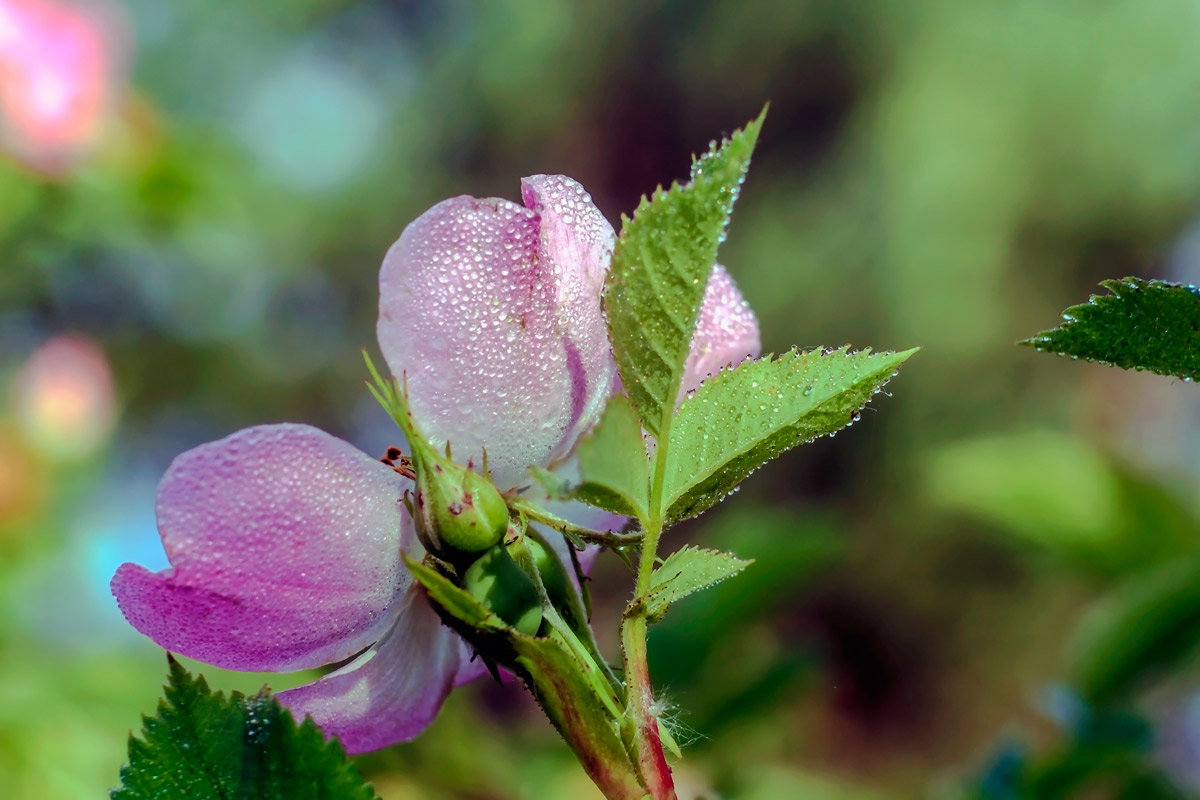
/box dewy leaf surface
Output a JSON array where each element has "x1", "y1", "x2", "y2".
[
  {"x1": 1022, "y1": 277, "x2": 1200, "y2": 381},
  {"x1": 606, "y1": 108, "x2": 765, "y2": 437},
  {"x1": 643, "y1": 546, "x2": 752, "y2": 620},
  {"x1": 112, "y1": 658, "x2": 379, "y2": 800},
  {"x1": 575, "y1": 393, "x2": 651, "y2": 521},
  {"x1": 663, "y1": 347, "x2": 917, "y2": 523}
]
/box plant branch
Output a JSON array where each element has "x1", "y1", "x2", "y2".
[{"x1": 619, "y1": 428, "x2": 678, "y2": 800}]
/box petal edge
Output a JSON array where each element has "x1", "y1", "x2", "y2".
[
  {"x1": 112, "y1": 424, "x2": 409, "y2": 672},
  {"x1": 277, "y1": 587, "x2": 463, "y2": 753}
]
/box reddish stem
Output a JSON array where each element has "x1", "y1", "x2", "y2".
[{"x1": 622, "y1": 614, "x2": 677, "y2": 800}]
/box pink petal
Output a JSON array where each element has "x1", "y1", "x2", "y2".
[
  {"x1": 111, "y1": 424, "x2": 409, "y2": 673},
  {"x1": 681, "y1": 264, "x2": 760, "y2": 397},
  {"x1": 278, "y1": 585, "x2": 464, "y2": 754},
  {"x1": 452, "y1": 642, "x2": 494, "y2": 688},
  {"x1": 377, "y1": 175, "x2": 615, "y2": 490}
]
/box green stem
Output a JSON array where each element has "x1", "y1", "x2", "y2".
[
  {"x1": 512, "y1": 498, "x2": 646, "y2": 549},
  {"x1": 619, "y1": 432, "x2": 677, "y2": 800}
]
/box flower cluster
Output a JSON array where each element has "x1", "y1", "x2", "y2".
[{"x1": 112, "y1": 175, "x2": 759, "y2": 753}]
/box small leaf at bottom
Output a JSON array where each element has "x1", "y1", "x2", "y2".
[{"x1": 112, "y1": 658, "x2": 379, "y2": 800}]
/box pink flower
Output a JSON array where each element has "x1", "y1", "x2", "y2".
[
  {"x1": 111, "y1": 175, "x2": 759, "y2": 753},
  {"x1": 0, "y1": 0, "x2": 124, "y2": 172}
]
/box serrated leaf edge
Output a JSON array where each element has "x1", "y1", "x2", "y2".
[
  {"x1": 1021, "y1": 277, "x2": 1200, "y2": 381},
  {"x1": 641, "y1": 546, "x2": 753, "y2": 620},
  {"x1": 605, "y1": 108, "x2": 767, "y2": 438},
  {"x1": 663, "y1": 345, "x2": 917, "y2": 522}
]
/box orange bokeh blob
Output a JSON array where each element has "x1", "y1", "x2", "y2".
[{"x1": 12, "y1": 334, "x2": 118, "y2": 460}]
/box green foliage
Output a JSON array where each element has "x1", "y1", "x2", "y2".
[
  {"x1": 112, "y1": 659, "x2": 379, "y2": 800},
  {"x1": 527, "y1": 464, "x2": 573, "y2": 501},
  {"x1": 1008, "y1": 707, "x2": 1186, "y2": 800},
  {"x1": 922, "y1": 430, "x2": 1200, "y2": 577},
  {"x1": 646, "y1": 511, "x2": 841, "y2": 735},
  {"x1": 922, "y1": 430, "x2": 1124, "y2": 569},
  {"x1": 575, "y1": 393, "x2": 651, "y2": 521},
  {"x1": 1070, "y1": 555, "x2": 1200, "y2": 707},
  {"x1": 642, "y1": 546, "x2": 752, "y2": 621},
  {"x1": 606, "y1": 108, "x2": 765, "y2": 438},
  {"x1": 524, "y1": 528, "x2": 596, "y2": 642},
  {"x1": 1023, "y1": 278, "x2": 1200, "y2": 380},
  {"x1": 663, "y1": 347, "x2": 917, "y2": 523},
  {"x1": 461, "y1": 545, "x2": 544, "y2": 636},
  {"x1": 362, "y1": 351, "x2": 409, "y2": 432},
  {"x1": 647, "y1": 511, "x2": 838, "y2": 712}
]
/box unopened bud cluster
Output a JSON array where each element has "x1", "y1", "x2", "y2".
[{"x1": 407, "y1": 437, "x2": 543, "y2": 635}]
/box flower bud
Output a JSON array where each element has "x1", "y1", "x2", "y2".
[
  {"x1": 463, "y1": 544, "x2": 542, "y2": 635},
  {"x1": 411, "y1": 442, "x2": 509, "y2": 561}
]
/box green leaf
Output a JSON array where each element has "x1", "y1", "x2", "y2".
[
  {"x1": 1022, "y1": 277, "x2": 1200, "y2": 380},
  {"x1": 113, "y1": 658, "x2": 379, "y2": 800},
  {"x1": 920, "y1": 430, "x2": 1200, "y2": 578},
  {"x1": 606, "y1": 107, "x2": 766, "y2": 437},
  {"x1": 921, "y1": 430, "x2": 1124, "y2": 556},
  {"x1": 1071, "y1": 555, "x2": 1200, "y2": 707},
  {"x1": 642, "y1": 546, "x2": 752, "y2": 620},
  {"x1": 575, "y1": 393, "x2": 652, "y2": 521},
  {"x1": 662, "y1": 346, "x2": 917, "y2": 523}
]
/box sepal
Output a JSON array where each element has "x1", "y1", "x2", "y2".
[
  {"x1": 365, "y1": 353, "x2": 509, "y2": 562},
  {"x1": 402, "y1": 552, "x2": 648, "y2": 799}
]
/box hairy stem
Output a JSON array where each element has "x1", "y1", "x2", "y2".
[{"x1": 619, "y1": 430, "x2": 677, "y2": 800}]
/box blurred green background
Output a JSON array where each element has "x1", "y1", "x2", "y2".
[{"x1": 4, "y1": 0, "x2": 1200, "y2": 797}]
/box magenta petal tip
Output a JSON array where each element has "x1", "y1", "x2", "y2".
[{"x1": 112, "y1": 424, "x2": 410, "y2": 673}]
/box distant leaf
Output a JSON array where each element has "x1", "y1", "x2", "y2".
[
  {"x1": 641, "y1": 546, "x2": 752, "y2": 620},
  {"x1": 1022, "y1": 277, "x2": 1200, "y2": 381},
  {"x1": 921, "y1": 431, "x2": 1200, "y2": 578},
  {"x1": 921, "y1": 431, "x2": 1124, "y2": 557},
  {"x1": 663, "y1": 347, "x2": 917, "y2": 523},
  {"x1": 607, "y1": 107, "x2": 766, "y2": 437},
  {"x1": 1071, "y1": 555, "x2": 1200, "y2": 707},
  {"x1": 575, "y1": 393, "x2": 651, "y2": 521},
  {"x1": 113, "y1": 658, "x2": 379, "y2": 800}
]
